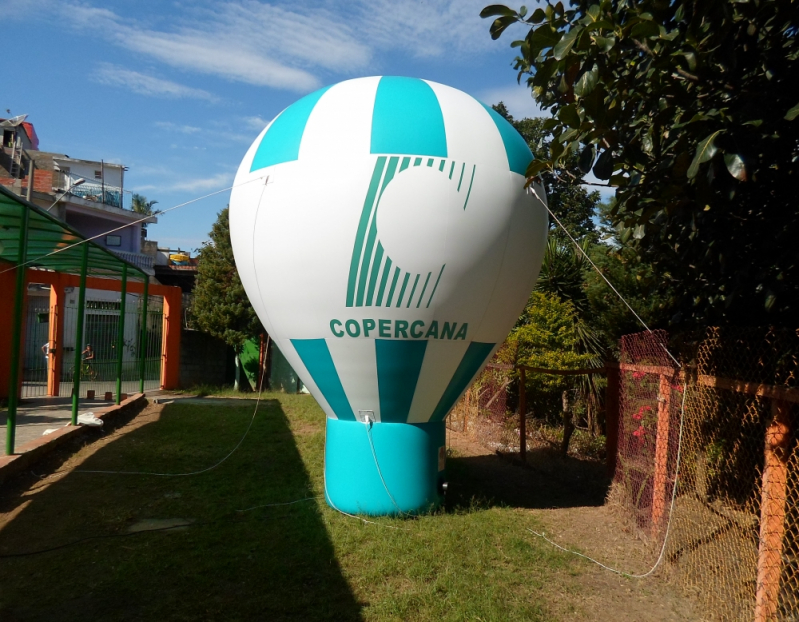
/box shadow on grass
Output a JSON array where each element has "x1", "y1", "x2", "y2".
[
  {"x1": 0, "y1": 399, "x2": 362, "y2": 622},
  {"x1": 445, "y1": 446, "x2": 611, "y2": 512}
]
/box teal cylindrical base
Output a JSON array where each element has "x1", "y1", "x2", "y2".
[{"x1": 324, "y1": 418, "x2": 446, "y2": 516}]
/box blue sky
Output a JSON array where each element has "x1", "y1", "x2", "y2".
[{"x1": 3, "y1": 0, "x2": 555, "y2": 251}]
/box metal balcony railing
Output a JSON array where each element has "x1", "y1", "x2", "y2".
[
  {"x1": 69, "y1": 183, "x2": 122, "y2": 209},
  {"x1": 54, "y1": 174, "x2": 124, "y2": 209}
]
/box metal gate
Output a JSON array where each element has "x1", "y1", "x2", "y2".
[
  {"x1": 21, "y1": 289, "x2": 164, "y2": 399},
  {"x1": 21, "y1": 295, "x2": 52, "y2": 398}
]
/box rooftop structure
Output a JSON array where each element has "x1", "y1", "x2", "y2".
[{"x1": 0, "y1": 116, "x2": 157, "y2": 274}]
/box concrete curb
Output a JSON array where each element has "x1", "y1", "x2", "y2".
[{"x1": 0, "y1": 393, "x2": 147, "y2": 486}]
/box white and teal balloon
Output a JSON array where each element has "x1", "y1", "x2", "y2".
[{"x1": 230, "y1": 76, "x2": 548, "y2": 515}]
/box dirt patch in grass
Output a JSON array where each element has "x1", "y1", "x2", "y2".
[{"x1": 446, "y1": 428, "x2": 698, "y2": 621}]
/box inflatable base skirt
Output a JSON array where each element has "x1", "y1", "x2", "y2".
[{"x1": 324, "y1": 418, "x2": 446, "y2": 516}]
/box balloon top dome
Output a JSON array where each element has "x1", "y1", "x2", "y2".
[{"x1": 248, "y1": 75, "x2": 533, "y2": 176}]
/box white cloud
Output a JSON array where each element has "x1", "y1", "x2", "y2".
[
  {"x1": 154, "y1": 121, "x2": 203, "y2": 134},
  {"x1": 62, "y1": 1, "x2": 368, "y2": 92},
  {"x1": 94, "y1": 64, "x2": 217, "y2": 101},
  {"x1": 480, "y1": 84, "x2": 544, "y2": 120},
  {"x1": 242, "y1": 116, "x2": 269, "y2": 132},
  {"x1": 167, "y1": 172, "x2": 234, "y2": 193},
  {"x1": 354, "y1": 0, "x2": 518, "y2": 58},
  {"x1": 24, "y1": 0, "x2": 534, "y2": 94}
]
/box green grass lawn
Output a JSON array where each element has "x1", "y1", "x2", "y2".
[{"x1": 0, "y1": 394, "x2": 583, "y2": 621}]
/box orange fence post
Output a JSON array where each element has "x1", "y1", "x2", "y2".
[
  {"x1": 160, "y1": 287, "x2": 182, "y2": 390},
  {"x1": 755, "y1": 399, "x2": 792, "y2": 622},
  {"x1": 47, "y1": 274, "x2": 64, "y2": 397},
  {"x1": 519, "y1": 367, "x2": 527, "y2": 464},
  {"x1": 605, "y1": 362, "x2": 620, "y2": 477},
  {"x1": 651, "y1": 373, "x2": 673, "y2": 533}
]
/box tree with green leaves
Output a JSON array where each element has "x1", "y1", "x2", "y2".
[
  {"x1": 493, "y1": 102, "x2": 601, "y2": 242},
  {"x1": 484, "y1": 0, "x2": 799, "y2": 330},
  {"x1": 130, "y1": 193, "x2": 159, "y2": 237},
  {"x1": 192, "y1": 206, "x2": 262, "y2": 390},
  {"x1": 499, "y1": 290, "x2": 595, "y2": 446},
  {"x1": 131, "y1": 193, "x2": 158, "y2": 216}
]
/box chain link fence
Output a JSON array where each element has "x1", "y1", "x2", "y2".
[
  {"x1": 447, "y1": 327, "x2": 797, "y2": 621},
  {"x1": 612, "y1": 328, "x2": 798, "y2": 622}
]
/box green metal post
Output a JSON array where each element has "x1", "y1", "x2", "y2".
[
  {"x1": 5, "y1": 205, "x2": 30, "y2": 455},
  {"x1": 114, "y1": 264, "x2": 128, "y2": 405},
  {"x1": 71, "y1": 243, "x2": 89, "y2": 425},
  {"x1": 138, "y1": 276, "x2": 149, "y2": 394}
]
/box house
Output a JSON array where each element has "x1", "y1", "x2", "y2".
[{"x1": 0, "y1": 115, "x2": 157, "y2": 275}]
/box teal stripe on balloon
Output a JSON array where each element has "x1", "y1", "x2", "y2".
[
  {"x1": 479, "y1": 102, "x2": 533, "y2": 176},
  {"x1": 396, "y1": 272, "x2": 410, "y2": 307},
  {"x1": 429, "y1": 342, "x2": 496, "y2": 422},
  {"x1": 371, "y1": 77, "x2": 447, "y2": 157},
  {"x1": 291, "y1": 339, "x2": 355, "y2": 421},
  {"x1": 376, "y1": 339, "x2": 428, "y2": 423},
  {"x1": 348, "y1": 157, "x2": 386, "y2": 307},
  {"x1": 416, "y1": 271, "x2": 432, "y2": 308},
  {"x1": 386, "y1": 267, "x2": 400, "y2": 306},
  {"x1": 366, "y1": 242, "x2": 384, "y2": 306},
  {"x1": 375, "y1": 257, "x2": 392, "y2": 306},
  {"x1": 250, "y1": 85, "x2": 331, "y2": 171},
  {"x1": 406, "y1": 274, "x2": 420, "y2": 308}
]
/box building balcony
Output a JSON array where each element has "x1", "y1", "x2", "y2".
[
  {"x1": 70, "y1": 182, "x2": 122, "y2": 208},
  {"x1": 55, "y1": 176, "x2": 123, "y2": 209}
]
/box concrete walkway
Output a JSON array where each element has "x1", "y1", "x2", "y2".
[
  {"x1": 0, "y1": 396, "x2": 116, "y2": 450},
  {"x1": 0, "y1": 393, "x2": 148, "y2": 484},
  {"x1": 0, "y1": 392, "x2": 256, "y2": 453}
]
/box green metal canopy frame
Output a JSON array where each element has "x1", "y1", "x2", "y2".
[
  {"x1": 0, "y1": 185, "x2": 150, "y2": 279},
  {"x1": 0, "y1": 184, "x2": 151, "y2": 454}
]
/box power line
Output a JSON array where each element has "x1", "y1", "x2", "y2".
[{"x1": 0, "y1": 176, "x2": 269, "y2": 277}]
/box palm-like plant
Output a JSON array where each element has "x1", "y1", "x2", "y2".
[
  {"x1": 131, "y1": 193, "x2": 159, "y2": 233},
  {"x1": 535, "y1": 237, "x2": 606, "y2": 439},
  {"x1": 131, "y1": 193, "x2": 158, "y2": 216}
]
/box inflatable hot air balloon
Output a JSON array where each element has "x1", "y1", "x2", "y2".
[{"x1": 230, "y1": 76, "x2": 548, "y2": 515}]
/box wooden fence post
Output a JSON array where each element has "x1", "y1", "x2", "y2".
[
  {"x1": 651, "y1": 374, "x2": 673, "y2": 533},
  {"x1": 605, "y1": 363, "x2": 620, "y2": 477},
  {"x1": 755, "y1": 399, "x2": 792, "y2": 622},
  {"x1": 519, "y1": 367, "x2": 526, "y2": 464}
]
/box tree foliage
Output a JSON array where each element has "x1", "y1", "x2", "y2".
[
  {"x1": 192, "y1": 207, "x2": 262, "y2": 352},
  {"x1": 584, "y1": 238, "x2": 674, "y2": 348},
  {"x1": 493, "y1": 102, "x2": 601, "y2": 242},
  {"x1": 130, "y1": 193, "x2": 158, "y2": 216},
  {"x1": 484, "y1": 0, "x2": 799, "y2": 329}
]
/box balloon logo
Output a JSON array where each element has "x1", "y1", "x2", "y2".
[{"x1": 230, "y1": 76, "x2": 548, "y2": 515}]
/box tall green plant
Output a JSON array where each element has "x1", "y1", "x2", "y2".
[{"x1": 192, "y1": 206, "x2": 262, "y2": 390}]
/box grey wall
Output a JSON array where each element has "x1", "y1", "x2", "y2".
[{"x1": 179, "y1": 330, "x2": 231, "y2": 388}]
